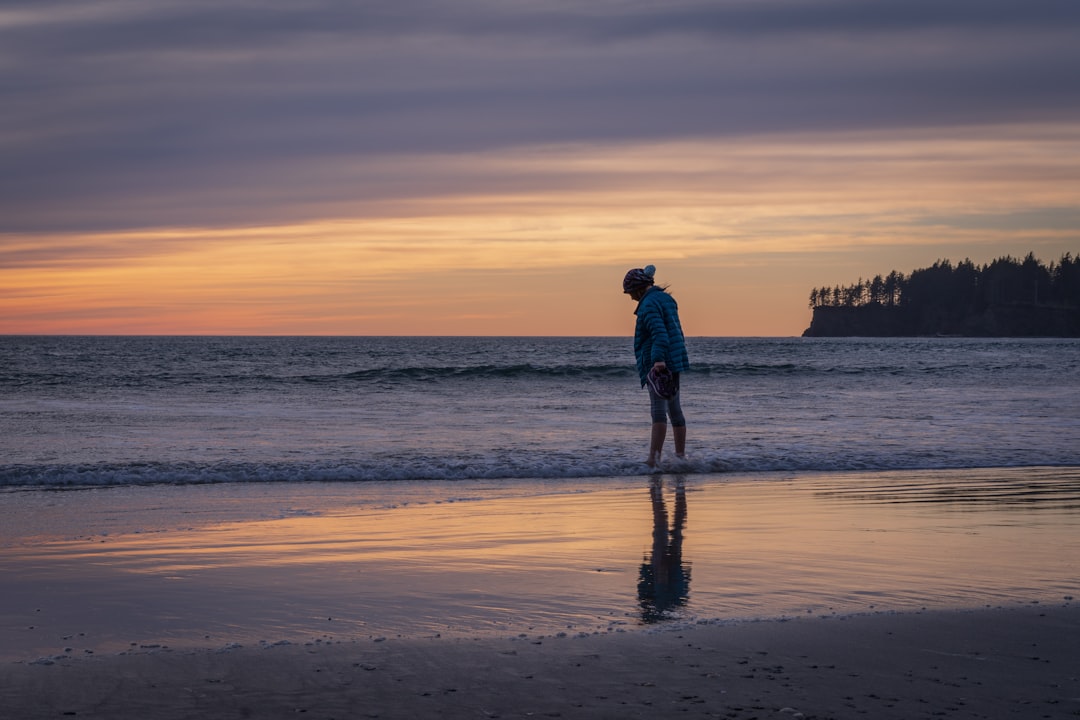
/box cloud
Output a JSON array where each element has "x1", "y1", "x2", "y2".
[
  {"x1": 8, "y1": 124, "x2": 1079, "y2": 270},
  {"x1": 6, "y1": 0, "x2": 1079, "y2": 50},
  {"x1": 3, "y1": 0, "x2": 1080, "y2": 233},
  {"x1": 3, "y1": 1, "x2": 1080, "y2": 335}
]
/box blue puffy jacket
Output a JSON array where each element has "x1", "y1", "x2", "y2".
[{"x1": 633, "y1": 287, "x2": 690, "y2": 386}]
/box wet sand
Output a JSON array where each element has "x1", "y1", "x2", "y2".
[
  {"x1": 3, "y1": 605, "x2": 1079, "y2": 719},
  {"x1": 2, "y1": 468, "x2": 1079, "y2": 717}
]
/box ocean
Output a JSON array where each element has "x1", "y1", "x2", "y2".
[
  {"x1": 2, "y1": 335, "x2": 1079, "y2": 489},
  {"x1": 3, "y1": 335, "x2": 1080, "y2": 655}
]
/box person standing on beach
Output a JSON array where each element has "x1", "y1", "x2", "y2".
[{"x1": 623, "y1": 264, "x2": 690, "y2": 467}]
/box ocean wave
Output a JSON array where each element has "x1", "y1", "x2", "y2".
[
  {"x1": 3, "y1": 359, "x2": 1041, "y2": 392},
  {"x1": 2, "y1": 454, "x2": 1072, "y2": 490},
  {"x1": 0, "y1": 364, "x2": 637, "y2": 389}
]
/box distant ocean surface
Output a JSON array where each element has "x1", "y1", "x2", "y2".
[{"x1": 2, "y1": 336, "x2": 1079, "y2": 489}]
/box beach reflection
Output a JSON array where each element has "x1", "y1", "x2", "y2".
[
  {"x1": 638, "y1": 476, "x2": 692, "y2": 623},
  {"x1": 5, "y1": 468, "x2": 1078, "y2": 663}
]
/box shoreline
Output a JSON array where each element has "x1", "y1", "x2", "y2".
[{"x1": 4, "y1": 604, "x2": 1078, "y2": 719}]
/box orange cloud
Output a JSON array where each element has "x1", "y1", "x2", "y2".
[{"x1": 3, "y1": 123, "x2": 1079, "y2": 336}]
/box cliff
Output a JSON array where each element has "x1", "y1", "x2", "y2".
[{"x1": 803, "y1": 303, "x2": 1080, "y2": 337}]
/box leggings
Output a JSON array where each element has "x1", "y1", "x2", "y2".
[{"x1": 647, "y1": 373, "x2": 685, "y2": 426}]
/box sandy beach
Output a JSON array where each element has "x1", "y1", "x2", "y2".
[
  {"x1": 3, "y1": 605, "x2": 1079, "y2": 719},
  {"x1": 3, "y1": 468, "x2": 1079, "y2": 718}
]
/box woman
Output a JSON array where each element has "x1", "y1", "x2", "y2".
[{"x1": 623, "y1": 265, "x2": 690, "y2": 467}]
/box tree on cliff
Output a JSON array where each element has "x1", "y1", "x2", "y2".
[{"x1": 805, "y1": 252, "x2": 1080, "y2": 337}]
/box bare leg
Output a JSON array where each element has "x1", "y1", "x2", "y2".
[
  {"x1": 673, "y1": 425, "x2": 686, "y2": 458},
  {"x1": 647, "y1": 421, "x2": 667, "y2": 467}
]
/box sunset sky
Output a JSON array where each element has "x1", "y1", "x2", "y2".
[{"x1": 3, "y1": 0, "x2": 1079, "y2": 336}]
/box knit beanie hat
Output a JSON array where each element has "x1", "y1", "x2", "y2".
[{"x1": 622, "y1": 265, "x2": 656, "y2": 293}]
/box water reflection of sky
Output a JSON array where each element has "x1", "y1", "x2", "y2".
[{"x1": 1, "y1": 467, "x2": 1078, "y2": 661}]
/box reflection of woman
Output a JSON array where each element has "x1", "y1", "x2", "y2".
[
  {"x1": 623, "y1": 265, "x2": 689, "y2": 468},
  {"x1": 638, "y1": 477, "x2": 691, "y2": 623}
]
